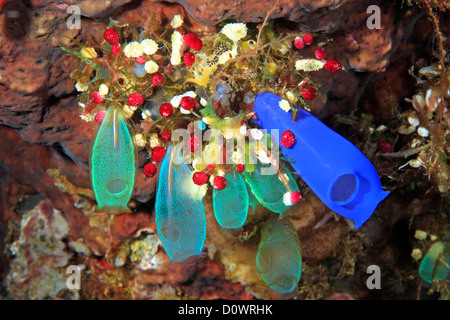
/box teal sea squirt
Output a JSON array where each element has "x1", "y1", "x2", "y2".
[
  {"x1": 213, "y1": 171, "x2": 249, "y2": 228},
  {"x1": 256, "y1": 218, "x2": 302, "y2": 294},
  {"x1": 91, "y1": 106, "x2": 136, "y2": 214},
  {"x1": 243, "y1": 163, "x2": 300, "y2": 215},
  {"x1": 155, "y1": 146, "x2": 207, "y2": 261},
  {"x1": 419, "y1": 234, "x2": 450, "y2": 283}
]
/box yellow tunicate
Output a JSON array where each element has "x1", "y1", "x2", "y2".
[
  {"x1": 411, "y1": 248, "x2": 422, "y2": 260},
  {"x1": 414, "y1": 230, "x2": 428, "y2": 241},
  {"x1": 81, "y1": 47, "x2": 97, "y2": 59}
]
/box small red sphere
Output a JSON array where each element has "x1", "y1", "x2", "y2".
[
  {"x1": 128, "y1": 92, "x2": 144, "y2": 106},
  {"x1": 378, "y1": 140, "x2": 393, "y2": 153},
  {"x1": 188, "y1": 135, "x2": 202, "y2": 152},
  {"x1": 281, "y1": 130, "x2": 296, "y2": 148},
  {"x1": 160, "y1": 128, "x2": 171, "y2": 140},
  {"x1": 315, "y1": 47, "x2": 327, "y2": 60},
  {"x1": 183, "y1": 33, "x2": 202, "y2": 51},
  {"x1": 205, "y1": 164, "x2": 216, "y2": 175},
  {"x1": 183, "y1": 52, "x2": 195, "y2": 67},
  {"x1": 290, "y1": 191, "x2": 302, "y2": 203},
  {"x1": 94, "y1": 110, "x2": 106, "y2": 124},
  {"x1": 193, "y1": 171, "x2": 208, "y2": 185},
  {"x1": 159, "y1": 103, "x2": 173, "y2": 117},
  {"x1": 143, "y1": 163, "x2": 157, "y2": 178},
  {"x1": 301, "y1": 87, "x2": 316, "y2": 100},
  {"x1": 104, "y1": 28, "x2": 119, "y2": 45},
  {"x1": 152, "y1": 73, "x2": 163, "y2": 86},
  {"x1": 236, "y1": 164, "x2": 245, "y2": 173},
  {"x1": 151, "y1": 146, "x2": 166, "y2": 162},
  {"x1": 111, "y1": 44, "x2": 121, "y2": 55},
  {"x1": 180, "y1": 96, "x2": 196, "y2": 110},
  {"x1": 303, "y1": 33, "x2": 313, "y2": 45},
  {"x1": 136, "y1": 56, "x2": 146, "y2": 64},
  {"x1": 213, "y1": 176, "x2": 227, "y2": 190},
  {"x1": 293, "y1": 36, "x2": 304, "y2": 49},
  {"x1": 91, "y1": 91, "x2": 104, "y2": 104},
  {"x1": 324, "y1": 59, "x2": 341, "y2": 73}
]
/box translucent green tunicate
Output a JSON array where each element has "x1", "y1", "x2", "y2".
[
  {"x1": 419, "y1": 234, "x2": 449, "y2": 283},
  {"x1": 213, "y1": 171, "x2": 249, "y2": 228},
  {"x1": 256, "y1": 218, "x2": 302, "y2": 293},
  {"x1": 91, "y1": 106, "x2": 136, "y2": 214},
  {"x1": 246, "y1": 182, "x2": 260, "y2": 212},
  {"x1": 243, "y1": 163, "x2": 299, "y2": 214},
  {"x1": 155, "y1": 146, "x2": 207, "y2": 261}
]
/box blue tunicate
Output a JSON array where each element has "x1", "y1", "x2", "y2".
[
  {"x1": 213, "y1": 171, "x2": 249, "y2": 228},
  {"x1": 155, "y1": 145, "x2": 207, "y2": 261},
  {"x1": 256, "y1": 217, "x2": 302, "y2": 294},
  {"x1": 253, "y1": 92, "x2": 390, "y2": 228},
  {"x1": 132, "y1": 63, "x2": 147, "y2": 78}
]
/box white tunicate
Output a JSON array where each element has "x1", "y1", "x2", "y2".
[
  {"x1": 375, "y1": 125, "x2": 388, "y2": 132},
  {"x1": 408, "y1": 116, "x2": 420, "y2": 127},
  {"x1": 417, "y1": 127, "x2": 429, "y2": 137},
  {"x1": 409, "y1": 158, "x2": 423, "y2": 168},
  {"x1": 250, "y1": 128, "x2": 264, "y2": 140},
  {"x1": 283, "y1": 192, "x2": 293, "y2": 206}
]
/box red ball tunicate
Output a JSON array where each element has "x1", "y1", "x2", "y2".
[
  {"x1": 290, "y1": 191, "x2": 302, "y2": 203},
  {"x1": 315, "y1": 47, "x2": 327, "y2": 60},
  {"x1": 94, "y1": 110, "x2": 106, "y2": 124},
  {"x1": 91, "y1": 91, "x2": 104, "y2": 104},
  {"x1": 151, "y1": 146, "x2": 166, "y2": 162},
  {"x1": 205, "y1": 164, "x2": 216, "y2": 175},
  {"x1": 213, "y1": 176, "x2": 227, "y2": 190},
  {"x1": 111, "y1": 44, "x2": 121, "y2": 55},
  {"x1": 293, "y1": 36, "x2": 304, "y2": 49},
  {"x1": 281, "y1": 130, "x2": 296, "y2": 148},
  {"x1": 104, "y1": 28, "x2": 119, "y2": 45},
  {"x1": 143, "y1": 163, "x2": 157, "y2": 178},
  {"x1": 152, "y1": 73, "x2": 163, "y2": 86},
  {"x1": 180, "y1": 96, "x2": 196, "y2": 110},
  {"x1": 183, "y1": 33, "x2": 202, "y2": 51},
  {"x1": 136, "y1": 56, "x2": 146, "y2": 64},
  {"x1": 324, "y1": 59, "x2": 341, "y2": 73},
  {"x1": 128, "y1": 92, "x2": 144, "y2": 106},
  {"x1": 159, "y1": 103, "x2": 173, "y2": 117},
  {"x1": 301, "y1": 87, "x2": 316, "y2": 100},
  {"x1": 378, "y1": 140, "x2": 393, "y2": 153},
  {"x1": 303, "y1": 33, "x2": 313, "y2": 45},
  {"x1": 183, "y1": 52, "x2": 195, "y2": 67},
  {"x1": 160, "y1": 128, "x2": 171, "y2": 140},
  {"x1": 193, "y1": 171, "x2": 208, "y2": 185}
]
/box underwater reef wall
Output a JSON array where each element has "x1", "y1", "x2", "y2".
[{"x1": 0, "y1": 0, "x2": 448, "y2": 300}]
